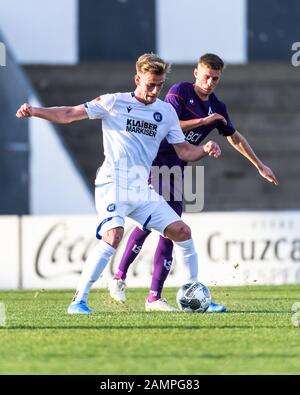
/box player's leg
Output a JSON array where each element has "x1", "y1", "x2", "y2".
[
  {"x1": 68, "y1": 225, "x2": 124, "y2": 314},
  {"x1": 146, "y1": 220, "x2": 197, "y2": 312},
  {"x1": 145, "y1": 235, "x2": 174, "y2": 307},
  {"x1": 165, "y1": 220, "x2": 226, "y2": 313},
  {"x1": 110, "y1": 165, "x2": 172, "y2": 302},
  {"x1": 140, "y1": 217, "x2": 202, "y2": 312},
  {"x1": 165, "y1": 221, "x2": 226, "y2": 312},
  {"x1": 115, "y1": 227, "x2": 151, "y2": 280},
  {"x1": 148, "y1": 236, "x2": 173, "y2": 302},
  {"x1": 108, "y1": 227, "x2": 151, "y2": 302},
  {"x1": 132, "y1": 192, "x2": 210, "y2": 312},
  {"x1": 164, "y1": 220, "x2": 199, "y2": 281},
  {"x1": 68, "y1": 183, "x2": 125, "y2": 314},
  {"x1": 146, "y1": 200, "x2": 182, "y2": 304},
  {"x1": 131, "y1": 192, "x2": 188, "y2": 311}
]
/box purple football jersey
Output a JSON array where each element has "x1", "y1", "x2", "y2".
[
  {"x1": 154, "y1": 81, "x2": 235, "y2": 164},
  {"x1": 150, "y1": 81, "x2": 236, "y2": 211}
]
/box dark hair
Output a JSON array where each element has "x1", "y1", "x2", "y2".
[{"x1": 198, "y1": 53, "x2": 224, "y2": 70}]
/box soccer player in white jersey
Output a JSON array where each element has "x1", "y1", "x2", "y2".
[{"x1": 16, "y1": 53, "x2": 222, "y2": 314}]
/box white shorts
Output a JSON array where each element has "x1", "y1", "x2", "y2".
[{"x1": 94, "y1": 182, "x2": 181, "y2": 239}]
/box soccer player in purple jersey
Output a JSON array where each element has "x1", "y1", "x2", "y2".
[{"x1": 109, "y1": 53, "x2": 278, "y2": 312}]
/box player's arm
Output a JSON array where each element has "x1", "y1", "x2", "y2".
[
  {"x1": 227, "y1": 130, "x2": 278, "y2": 185},
  {"x1": 180, "y1": 113, "x2": 227, "y2": 132},
  {"x1": 16, "y1": 103, "x2": 88, "y2": 124},
  {"x1": 165, "y1": 90, "x2": 227, "y2": 133},
  {"x1": 173, "y1": 140, "x2": 221, "y2": 162}
]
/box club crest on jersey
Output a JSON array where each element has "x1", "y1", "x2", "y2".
[
  {"x1": 153, "y1": 112, "x2": 163, "y2": 122},
  {"x1": 107, "y1": 203, "x2": 116, "y2": 212}
]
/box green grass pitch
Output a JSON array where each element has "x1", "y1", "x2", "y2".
[{"x1": 0, "y1": 285, "x2": 299, "y2": 374}]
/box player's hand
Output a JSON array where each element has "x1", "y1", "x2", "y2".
[
  {"x1": 258, "y1": 164, "x2": 279, "y2": 186},
  {"x1": 203, "y1": 113, "x2": 227, "y2": 126},
  {"x1": 16, "y1": 103, "x2": 34, "y2": 118},
  {"x1": 204, "y1": 140, "x2": 221, "y2": 158}
]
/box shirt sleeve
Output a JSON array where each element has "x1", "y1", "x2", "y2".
[
  {"x1": 217, "y1": 102, "x2": 236, "y2": 136},
  {"x1": 165, "y1": 86, "x2": 184, "y2": 118},
  {"x1": 84, "y1": 93, "x2": 116, "y2": 119},
  {"x1": 165, "y1": 104, "x2": 186, "y2": 144}
]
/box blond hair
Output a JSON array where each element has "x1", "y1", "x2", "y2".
[
  {"x1": 198, "y1": 53, "x2": 224, "y2": 70},
  {"x1": 136, "y1": 53, "x2": 171, "y2": 75}
]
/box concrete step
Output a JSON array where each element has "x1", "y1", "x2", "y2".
[{"x1": 25, "y1": 63, "x2": 300, "y2": 111}]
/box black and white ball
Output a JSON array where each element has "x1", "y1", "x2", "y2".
[{"x1": 176, "y1": 282, "x2": 211, "y2": 313}]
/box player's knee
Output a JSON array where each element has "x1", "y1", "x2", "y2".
[
  {"x1": 103, "y1": 227, "x2": 124, "y2": 248},
  {"x1": 164, "y1": 221, "x2": 191, "y2": 242},
  {"x1": 178, "y1": 224, "x2": 192, "y2": 241}
]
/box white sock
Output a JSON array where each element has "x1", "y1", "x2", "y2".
[
  {"x1": 72, "y1": 240, "x2": 116, "y2": 303},
  {"x1": 174, "y1": 239, "x2": 198, "y2": 283}
]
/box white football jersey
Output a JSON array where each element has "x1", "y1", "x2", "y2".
[{"x1": 84, "y1": 92, "x2": 185, "y2": 189}]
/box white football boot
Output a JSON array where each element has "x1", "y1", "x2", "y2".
[
  {"x1": 108, "y1": 278, "x2": 126, "y2": 303},
  {"x1": 145, "y1": 298, "x2": 178, "y2": 312}
]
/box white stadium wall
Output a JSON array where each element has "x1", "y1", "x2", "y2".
[
  {"x1": 1, "y1": 212, "x2": 300, "y2": 289},
  {"x1": 0, "y1": 0, "x2": 78, "y2": 64},
  {"x1": 29, "y1": 96, "x2": 95, "y2": 215},
  {"x1": 0, "y1": 216, "x2": 20, "y2": 289},
  {"x1": 156, "y1": 0, "x2": 247, "y2": 64}
]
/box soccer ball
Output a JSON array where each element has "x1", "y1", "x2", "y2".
[{"x1": 176, "y1": 282, "x2": 211, "y2": 313}]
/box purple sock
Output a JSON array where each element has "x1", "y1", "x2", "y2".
[
  {"x1": 113, "y1": 270, "x2": 125, "y2": 280},
  {"x1": 148, "y1": 236, "x2": 174, "y2": 302},
  {"x1": 116, "y1": 227, "x2": 151, "y2": 280},
  {"x1": 147, "y1": 290, "x2": 160, "y2": 303}
]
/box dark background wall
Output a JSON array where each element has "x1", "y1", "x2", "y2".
[
  {"x1": 248, "y1": 0, "x2": 300, "y2": 61},
  {"x1": 79, "y1": 0, "x2": 156, "y2": 62}
]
